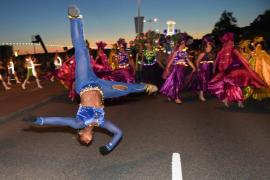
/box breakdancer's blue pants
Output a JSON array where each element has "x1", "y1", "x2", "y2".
[{"x1": 33, "y1": 15, "x2": 148, "y2": 151}]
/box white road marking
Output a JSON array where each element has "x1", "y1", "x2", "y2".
[{"x1": 172, "y1": 153, "x2": 183, "y2": 180}]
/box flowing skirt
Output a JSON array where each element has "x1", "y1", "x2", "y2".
[
  {"x1": 197, "y1": 63, "x2": 213, "y2": 92},
  {"x1": 189, "y1": 62, "x2": 213, "y2": 92},
  {"x1": 160, "y1": 65, "x2": 188, "y2": 100},
  {"x1": 208, "y1": 66, "x2": 265, "y2": 103},
  {"x1": 246, "y1": 55, "x2": 270, "y2": 100}
]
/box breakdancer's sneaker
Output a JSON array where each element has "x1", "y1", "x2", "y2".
[
  {"x1": 68, "y1": 5, "x2": 82, "y2": 19},
  {"x1": 22, "y1": 114, "x2": 37, "y2": 123},
  {"x1": 99, "y1": 145, "x2": 111, "y2": 156},
  {"x1": 145, "y1": 84, "x2": 158, "y2": 95}
]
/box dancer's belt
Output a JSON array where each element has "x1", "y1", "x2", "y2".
[
  {"x1": 118, "y1": 64, "x2": 130, "y2": 69},
  {"x1": 175, "y1": 61, "x2": 188, "y2": 66},
  {"x1": 200, "y1": 61, "x2": 214, "y2": 64},
  {"x1": 143, "y1": 59, "x2": 157, "y2": 66}
]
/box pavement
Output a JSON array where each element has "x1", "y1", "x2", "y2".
[
  {"x1": 0, "y1": 80, "x2": 67, "y2": 123},
  {"x1": 0, "y1": 82, "x2": 270, "y2": 180}
]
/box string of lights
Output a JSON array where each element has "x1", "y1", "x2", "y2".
[{"x1": 0, "y1": 42, "x2": 72, "y2": 47}]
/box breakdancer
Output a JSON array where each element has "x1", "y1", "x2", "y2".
[{"x1": 23, "y1": 5, "x2": 157, "y2": 155}]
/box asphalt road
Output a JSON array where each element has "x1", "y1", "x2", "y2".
[{"x1": 0, "y1": 89, "x2": 270, "y2": 180}]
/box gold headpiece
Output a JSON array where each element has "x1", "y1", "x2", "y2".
[
  {"x1": 253, "y1": 36, "x2": 264, "y2": 44},
  {"x1": 239, "y1": 40, "x2": 251, "y2": 49}
]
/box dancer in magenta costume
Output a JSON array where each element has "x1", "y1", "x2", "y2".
[
  {"x1": 160, "y1": 33, "x2": 196, "y2": 104},
  {"x1": 56, "y1": 55, "x2": 76, "y2": 100},
  {"x1": 208, "y1": 32, "x2": 266, "y2": 107},
  {"x1": 92, "y1": 41, "x2": 112, "y2": 79}
]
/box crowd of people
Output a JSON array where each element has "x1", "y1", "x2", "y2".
[
  {"x1": 1, "y1": 21, "x2": 270, "y2": 108},
  {"x1": 0, "y1": 55, "x2": 43, "y2": 90}
]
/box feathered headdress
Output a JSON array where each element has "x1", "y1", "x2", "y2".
[{"x1": 96, "y1": 41, "x2": 107, "y2": 50}]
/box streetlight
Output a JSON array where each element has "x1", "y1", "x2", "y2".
[
  {"x1": 134, "y1": 0, "x2": 144, "y2": 34},
  {"x1": 143, "y1": 18, "x2": 158, "y2": 30}
]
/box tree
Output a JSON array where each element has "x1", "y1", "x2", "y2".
[
  {"x1": 212, "y1": 10, "x2": 238, "y2": 35},
  {"x1": 250, "y1": 10, "x2": 270, "y2": 31},
  {"x1": 239, "y1": 10, "x2": 270, "y2": 42}
]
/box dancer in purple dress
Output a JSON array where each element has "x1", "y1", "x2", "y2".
[
  {"x1": 160, "y1": 33, "x2": 196, "y2": 104},
  {"x1": 195, "y1": 36, "x2": 216, "y2": 101}
]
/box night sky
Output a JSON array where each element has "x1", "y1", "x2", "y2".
[{"x1": 0, "y1": 0, "x2": 269, "y2": 54}]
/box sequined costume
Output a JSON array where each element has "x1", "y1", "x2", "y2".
[
  {"x1": 141, "y1": 49, "x2": 163, "y2": 87},
  {"x1": 193, "y1": 52, "x2": 215, "y2": 92},
  {"x1": 35, "y1": 105, "x2": 105, "y2": 128},
  {"x1": 246, "y1": 37, "x2": 270, "y2": 100},
  {"x1": 29, "y1": 6, "x2": 157, "y2": 154},
  {"x1": 111, "y1": 51, "x2": 135, "y2": 83},
  {"x1": 190, "y1": 35, "x2": 216, "y2": 93},
  {"x1": 208, "y1": 33, "x2": 266, "y2": 104},
  {"x1": 160, "y1": 50, "x2": 191, "y2": 100}
]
